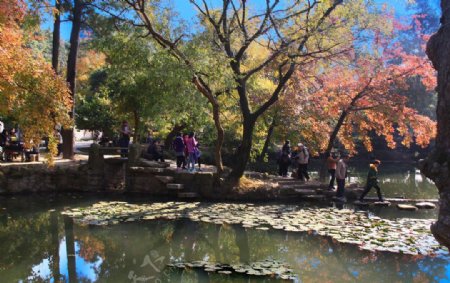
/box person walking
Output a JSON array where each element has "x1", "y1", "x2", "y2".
[
  {"x1": 359, "y1": 160, "x2": 385, "y2": 202},
  {"x1": 278, "y1": 140, "x2": 291, "y2": 177},
  {"x1": 296, "y1": 143, "x2": 310, "y2": 181},
  {"x1": 186, "y1": 132, "x2": 198, "y2": 172},
  {"x1": 326, "y1": 152, "x2": 339, "y2": 190},
  {"x1": 119, "y1": 120, "x2": 131, "y2": 157},
  {"x1": 335, "y1": 153, "x2": 349, "y2": 201},
  {"x1": 172, "y1": 132, "x2": 186, "y2": 170}
]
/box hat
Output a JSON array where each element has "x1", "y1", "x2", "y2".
[{"x1": 298, "y1": 143, "x2": 304, "y2": 147}]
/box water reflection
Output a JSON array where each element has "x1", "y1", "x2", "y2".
[{"x1": 0, "y1": 197, "x2": 449, "y2": 283}]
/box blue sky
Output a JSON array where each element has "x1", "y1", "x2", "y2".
[{"x1": 45, "y1": 0, "x2": 440, "y2": 40}]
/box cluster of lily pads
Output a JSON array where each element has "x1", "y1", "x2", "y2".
[
  {"x1": 62, "y1": 201, "x2": 447, "y2": 255},
  {"x1": 167, "y1": 260, "x2": 296, "y2": 280}
]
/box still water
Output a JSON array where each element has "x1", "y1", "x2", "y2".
[
  {"x1": 346, "y1": 162, "x2": 438, "y2": 199},
  {"x1": 0, "y1": 192, "x2": 448, "y2": 283}
]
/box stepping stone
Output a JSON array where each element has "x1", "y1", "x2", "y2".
[
  {"x1": 167, "y1": 183, "x2": 184, "y2": 190},
  {"x1": 397, "y1": 204, "x2": 418, "y2": 211},
  {"x1": 302, "y1": 195, "x2": 326, "y2": 200},
  {"x1": 332, "y1": 196, "x2": 347, "y2": 203},
  {"x1": 129, "y1": 167, "x2": 165, "y2": 173},
  {"x1": 415, "y1": 202, "x2": 436, "y2": 209},
  {"x1": 178, "y1": 192, "x2": 198, "y2": 198},
  {"x1": 139, "y1": 158, "x2": 170, "y2": 168},
  {"x1": 294, "y1": 189, "x2": 318, "y2": 195},
  {"x1": 353, "y1": 200, "x2": 370, "y2": 206},
  {"x1": 156, "y1": 176, "x2": 174, "y2": 184},
  {"x1": 374, "y1": 201, "x2": 391, "y2": 207},
  {"x1": 322, "y1": 190, "x2": 337, "y2": 197}
]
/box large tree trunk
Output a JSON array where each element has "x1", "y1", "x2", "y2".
[
  {"x1": 420, "y1": 0, "x2": 450, "y2": 249},
  {"x1": 51, "y1": 0, "x2": 61, "y2": 73},
  {"x1": 257, "y1": 117, "x2": 276, "y2": 162},
  {"x1": 164, "y1": 123, "x2": 187, "y2": 149},
  {"x1": 62, "y1": 0, "x2": 83, "y2": 159},
  {"x1": 229, "y1": 116, "x2": 256, "y2": 181},
  {"x1": 64, "y1": 216, "x2": 77, "y2": 283}
]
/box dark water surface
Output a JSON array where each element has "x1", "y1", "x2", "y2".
[{"x1": 0, "y1": 194, "x2": 449, "y2": 283}]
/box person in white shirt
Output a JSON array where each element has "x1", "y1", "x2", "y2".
[
  {"x1": 335, "y1": 154, "x2": 349, "y2": 199},
  {"x1": 296, "y1": 143, "x2": 310, "y2": 181}
]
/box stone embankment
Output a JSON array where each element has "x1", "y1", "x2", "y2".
[{"x1": 0, "y1": 144, "x2": 440, "y2": 209}]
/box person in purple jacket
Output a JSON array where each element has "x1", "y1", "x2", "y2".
[
  {"x1": 172, "y1": 132, "x2": 186, "y2": 170},
  {"x1": 186, "y1": 132, "x2": 198, "y2": 172}
]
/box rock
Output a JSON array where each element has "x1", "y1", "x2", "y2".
[
  {"x1": 294, "y1": 189, "x2": 317, "y2": 195},
  {"x1": 374, "y1": 201, "x2": 391, "y2": 207},
  {"x1": 167, "y1": 183, "x2": 184, "y2": 190},
  {"x1": 353, "y1": 200, "x2": 370, "y2": 206},
  {"x1": 415, "y1": 202, "x2": 436, "y2": 209},
  {"x1": 397, "y1": 204, "x2": 418, "y2": 211},
  {"x1": 155, "y1": 176, "x2": 174, "y2": 184},
  {"x1": 178, "y1": 192, "x2": 198, "y2": 198},
  {"x1": 138, "y1": 158, "x2": 170, "y2": 168}
]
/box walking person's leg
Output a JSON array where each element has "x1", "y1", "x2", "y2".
[
  {"x1": 374, "y1": 184, "x2": 384, "y2": 201},
  {"x1": 303, "y1": 164, "x2": 310, "y2": 181},
  {"x1": 176, "y1": 155, "x2": 182, "y2": 168},
  {"x1": 359, "y1": 184, "x2": 373, "y2": 201},
  {"x1": 328, "y1": 169, "x2": 336, "y2": 189},
  {"x1": 336, "y1": 179, "x2": 345, "y2": 198},
  {"x1": 197, "y1": 157, "x2": 202, "y2": 171},
  {"x1": 283, "y1": 163, "x2": 289, "y2": 176},
  {"x1": 297, "y1": 164, "x2": 304, "y2": 181},
  {"x1": 189, "y1": 153, "x2": 196, "y2": 171}
]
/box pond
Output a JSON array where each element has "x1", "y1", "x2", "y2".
[
  {"x1": 345, "y1": 162, "x2": 438, "y2": 200},
  {"x1": 0, "y1": 194, "x2": 449, "y2": 283}
]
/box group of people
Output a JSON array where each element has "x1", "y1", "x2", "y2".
[
  {"x1": 172, "y1": 132, "x2": 202, "y2": 172},
  {"x1": 0, "y1": 124, "x2": 47, "y2": 161},
  {"x1": 277, "y1": 140, "x2": 310, "y2": 181},
  {"x1": 327, "y1": 152, "x2": 385, "y2": 202},
  {"x1": 278, "y1": 140, "x2": 385, "y2": 202},
  {"x1": 0, "y1": 127, "x2": 23, "y2": 161}
]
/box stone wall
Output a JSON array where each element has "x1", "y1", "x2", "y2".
[
  {"x1": 0, "y1": 163, "x2": 90, "y2": 194},
  {"x1": 0, "y1": 144, "x2": 216, "y2": 196}
]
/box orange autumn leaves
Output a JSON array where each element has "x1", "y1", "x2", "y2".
[
  {"x1": 0, "y1": 0, "x2": 71, "y2": 160},
  {"x1": 285, "y1": 48, "x2": 437, "y2": 154}
]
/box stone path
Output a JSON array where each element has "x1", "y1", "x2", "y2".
[{"x1": 273, "y1": 177, "x2": 438, "y2": 210}]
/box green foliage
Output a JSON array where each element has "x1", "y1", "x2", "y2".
[{"x1": 75, "y1": 87, "x2": 118, "y2": 138}]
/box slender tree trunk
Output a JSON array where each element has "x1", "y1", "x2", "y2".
[
  {"x1": 51, "y1": 0, "x2": 61, "y2": 73},
  {"x1": 192, "y1": 77, "x2": 224, "y2": 176},
  {"x1": 132, "y1": 110, "x2": 140, "y2": 143},
  {"x1": 326, "y1": 110, "x2": 348, "y2": 154},
  {"x1": 64, "y1": 216, "x2": 77, "y2": 283},
  {"x1": 257, "y1": 117, "x2": 276, "y2": 162},
  {"x1": 164, "y1": 123, "x2": 187, "y2": 149},
  {"x1": 62, "y1": 0, "x2": 83, "y2": 159},
  {"x1": 420, "y1": 0, "x2": 450, "y2": 249}
]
